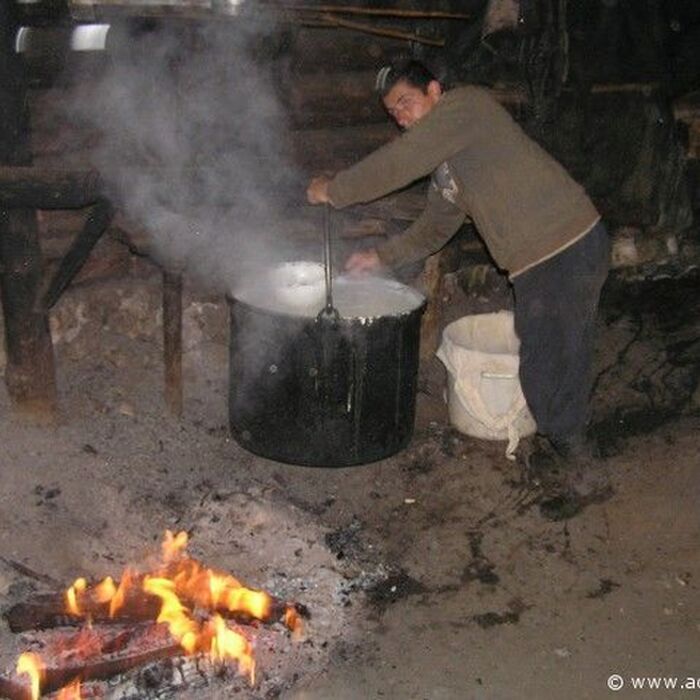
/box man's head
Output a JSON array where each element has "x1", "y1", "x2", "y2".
[{"x1": 375, "y1": 60, "x2": 443, "y2": 129}]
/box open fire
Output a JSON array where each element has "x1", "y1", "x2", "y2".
[{"x1": 2, "y1": 531, "x2": 304, "y2": 699}]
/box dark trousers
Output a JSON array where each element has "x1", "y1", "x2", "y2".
[{"x1": 512, "y1": 222, "x2": 610, "y2": 448}]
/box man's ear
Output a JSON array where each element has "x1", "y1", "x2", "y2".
[{"x1": 427, "y1": 80, "x2": 442, "y2": 100}]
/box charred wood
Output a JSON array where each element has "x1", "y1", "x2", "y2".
[
  {"x1": 4, "y1": 590, "x2": 162, "y2": 633},
  {"x1": 0, "y1": 624, "x2": 180, "y2": 699},
  {"x1": 4, "y1": 578, "x2": 306, "y2": 633}
]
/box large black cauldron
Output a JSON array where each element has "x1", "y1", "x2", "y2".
[{"x1": 228, "y1": 296, "x2": 425, "y2": 466}]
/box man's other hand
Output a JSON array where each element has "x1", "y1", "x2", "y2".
[
  {"x1": 345, "y1": 249, "x2": 382, "y2": 275},
  {"x1": 307, "y1": 176, "x2": 331, "y2": 204}
]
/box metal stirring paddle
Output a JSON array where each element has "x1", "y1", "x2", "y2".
[{"x1": 317, "y1": 203, "x2": 340, "y2": 322}]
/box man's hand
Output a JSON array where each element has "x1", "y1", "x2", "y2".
[
  {"x1": 345, "y1": 248, "x2": 383, "y2": 275},
  {"x1": 307, "y1": 176, "x2": 331, "y2": 204}
]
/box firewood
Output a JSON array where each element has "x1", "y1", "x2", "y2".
[
  {"x1": 4, "y1": 571, "x2": 307, "y2": 633},
  {"x1": 0, "y1": 624, "x2": 181, "y2": 699},
  {"x1": 4, "y1": 589, "x2": 161, "y2": 633}
]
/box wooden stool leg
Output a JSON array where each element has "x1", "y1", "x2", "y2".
[
  {"x1": 0, "y1": 209, "x2": 57, "y2": 419},
  {"x1": 419, "y1": 249, "x2": 446, "y2": 362}
]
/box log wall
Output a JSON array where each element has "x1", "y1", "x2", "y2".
[{"x1": 4, "y1": 8, "x2": 699, "y2": 318}]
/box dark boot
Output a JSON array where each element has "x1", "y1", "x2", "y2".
[
  {"x1": 523, "y1": 436, "x2": 568, "y2": 489},
  {"x1": 551, "y1": 436, "x2": 611, "y2": 498},
  {"x1": 527, "y1": 435, "x2": 611, "y2": 498}
]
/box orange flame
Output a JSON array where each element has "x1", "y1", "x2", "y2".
[
  {"x1": 109, "y1": 567, "x2": 134, "y2": 618},
  {"x1": 16, "y1": 652, "x2": 45, "y2": 700},
  {"x1": 209, "y1": 615, "x2": 255, "y2": 683},
  {"x1": 13, "y1": 530, "x2": 300, "y2": 697},
  {"x1": 66, "y1": 577, "x2": 87, "y2": 616},
  {"x1": 93, "y1": 575, "x2": 116, "y2": 604},
  {"x1": 162, "y1": 530, "x2": 189, "y2": 561},
  {"x1": 143, "y1": 575, "x2": 200, "y2": 654},
  {"x1": 57, "y1": 679, "x2": 82, "y2": 700}
]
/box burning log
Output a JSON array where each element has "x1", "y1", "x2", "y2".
[
  {"x1": 301, "y1": 13, "x2": 445, "y2": 46},
  {"x1": 4, "y1": 579, "x2": 306, "y2": 634},
  {"x1": 5, "y1": 531, "x2": 307, "y2": 634},
  {"x1": 2, "y1": 532, "x2": 308, "y2": 699},
  {"x1": 0, "y1": 624, "x2": 181, "y2": 700},
  {"x1": 4, "y1": 589, "x2": 161, "y2": 633}
]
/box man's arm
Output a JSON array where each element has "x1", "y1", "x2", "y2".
[
  {"x1": 328, "y1": 94, "x2": 471, "y2": 208},
  {"x1": 345, "y1": 187, "x2": 464, "y2": 274},
  {"x1": 377, "y1": 185, "x2": 466, "y2": 268}
]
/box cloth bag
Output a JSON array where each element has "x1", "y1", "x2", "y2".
[{"x1": 437, "y1": 311, "x2": 536, "y2": 459}]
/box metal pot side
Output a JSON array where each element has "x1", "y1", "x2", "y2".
[{"x1": 227, "y1": 296, "x2": 425, "y2": 467}]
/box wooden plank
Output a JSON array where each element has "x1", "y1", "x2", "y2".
[
  {"x1": 289, "y1": 27, "x2": 405, "y2": 73},
  {"x1": 0, "y1": 166, "x2": 101, "y2": 209},
  {"x1": 0, "y1": 209, "x2": 58, "y2": 417},
  {"x1": 290, "y1": 121, "x2": 396, "y2": 170},
  {"x1": 0, "y1": 3, "x2": 57, "y2": 418},
  {"x1": 286, "y1": 70, "x2": 386, "y2": 128}
]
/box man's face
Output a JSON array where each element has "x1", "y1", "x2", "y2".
[{"x1": 382, "y1": 79, "x2": 442, "y2": 129}]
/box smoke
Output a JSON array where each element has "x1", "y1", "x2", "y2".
[{"x1": 66, "y1": 14, "x2": 303, "y2": 292}]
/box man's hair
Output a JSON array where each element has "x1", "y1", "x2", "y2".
[{"x1": 375, "y1": 59, "x2": 440, "y2": 98}]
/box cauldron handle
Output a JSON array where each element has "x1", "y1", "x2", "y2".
[{"x1": 318, "y1": 203, "x2": 340, "y2": 322}]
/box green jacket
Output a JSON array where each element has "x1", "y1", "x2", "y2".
[{"x1": 327, "y1": 85, "x2": 600, "y2": 277}]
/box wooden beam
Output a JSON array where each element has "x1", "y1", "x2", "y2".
[
  {"x1": 0, "y1": 166, "x2": 102, "y2": 209},
  {"x1": 0, "y1": 210, "x2": 58, "y2": 417},
  {"x1": 282, "y1": 5, "x2": 471, "y2": 20},
  {"x1": 311, "y1": 14, "x2": 445, "y2": 46},
  {"x1": 40, "y1": 197, "x2": 114, "y2": 310},
  {"x1": 0, "y1": 2, "x2": 57, "y2": 418}
]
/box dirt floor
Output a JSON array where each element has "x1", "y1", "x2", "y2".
[{"x1": 0, "y1": 260, "x2": 699, "y2": 699}]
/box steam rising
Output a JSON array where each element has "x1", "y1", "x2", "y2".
[{"x1": 67, "y1": 16, "x2": 301, "y2": 290}]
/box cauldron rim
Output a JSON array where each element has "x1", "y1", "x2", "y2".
[{"x1": 226, "y1": 289, "x2": 426, "y2": 324}]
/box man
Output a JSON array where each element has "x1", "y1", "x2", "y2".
[{"x1": 306, "y1": 59, "x2": 610, "y2": 489}]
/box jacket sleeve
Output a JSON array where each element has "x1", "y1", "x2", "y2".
[
  {"x1": 327, "y1": 94, "x2": 471, "y2": 208},
  {"x1": 376, "y1": 184, "x2": 466, "y2": 268}
]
